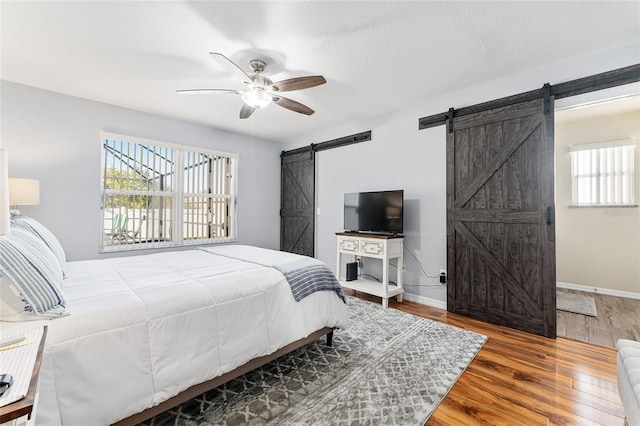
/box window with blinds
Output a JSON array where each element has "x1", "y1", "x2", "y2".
[
  {"x1": 569, "y1": 139, "x2": 636, "y2": 206},
  {"x1": 101, "y1": 133, "x2": 237, "y2": 251}
]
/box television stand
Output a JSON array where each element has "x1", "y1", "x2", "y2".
[{"x1": 335, "y1": 232, "x2": 404, "y2": 308}]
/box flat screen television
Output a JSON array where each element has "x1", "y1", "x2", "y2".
[{"x1": 344, "y1": 190, "x2": 403, "y2": 235}]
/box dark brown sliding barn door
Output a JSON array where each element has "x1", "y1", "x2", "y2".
[
  {"x1": 447, "y1": 98, "x2": 556, "y2": 338},
  {"x1": 280, "y1": 151, "x2": 315, "y2": 256}
]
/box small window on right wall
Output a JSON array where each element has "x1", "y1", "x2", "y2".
[{"x1": 569, "y1": 139, "x2": 636, "y2": 206}]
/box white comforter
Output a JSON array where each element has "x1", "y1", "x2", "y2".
[{"x1": 1, "y1": 245, "x2": 348, "y2": 426}]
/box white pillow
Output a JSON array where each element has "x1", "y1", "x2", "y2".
[
  {"x1": 0, "y1": 228, "x2": 67, "y2": 319},
  {"x1": 0, "y1": 276, "x2": 41, "y2": 321},
  {"x1": 10, "y1": 213, "x2": 67, "y2": 274}
]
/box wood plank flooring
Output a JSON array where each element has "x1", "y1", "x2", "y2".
[
  {"x1": 557, "y1": 288, "x2": 640, "y2": 347},
  {"x1": 345, "y1": 290, "x2": 626, "y2": 426}
]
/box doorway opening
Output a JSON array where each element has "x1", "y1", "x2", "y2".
[{"x1": 554, "y1": 83, "x2": 640, "y2": 347}]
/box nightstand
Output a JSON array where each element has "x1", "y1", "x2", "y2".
[{"x1": 0, "y1": 326, "x2": 47, "y2": 426}]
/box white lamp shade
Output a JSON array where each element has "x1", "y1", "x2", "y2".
[
  {"x1": 9, "y1": 178, "x2": 40, "y2": 206},
  {"x1": 0, "y1": 150, "x2": 10, "y2": 235}
]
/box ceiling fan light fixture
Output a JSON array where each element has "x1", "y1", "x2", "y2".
[
  {"x1": 178, "y1": 53, "x2": 325, "y2": 118},
  {"x1": 242, "y1": 88, "x2": 272, "y2": 109}
]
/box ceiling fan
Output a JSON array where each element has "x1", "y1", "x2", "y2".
[{"x1": 177, "y1": 52, "x2": 326, "y2": 119}]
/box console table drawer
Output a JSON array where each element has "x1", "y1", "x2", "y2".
[
  {"x1": 338, "y1": 238, "x2": 359, "y2": 252},
  {"x1": 361, "y1": 240, "x2": 384, "y2": 255}
]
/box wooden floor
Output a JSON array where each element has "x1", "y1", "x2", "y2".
[
  {"x1": 345, "y1": 290, "x2": 626, "y2": 426},
  {"x1": 557, "y1": 288, "x2": 640, "y2": 348}
]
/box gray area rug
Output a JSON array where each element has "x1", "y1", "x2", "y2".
[
  {"x1": 141, "y1": 296, "x2": 487, "y2": 425},
  {"x1": 557, "y1": 291, "x2": 598, "y2": 317}
]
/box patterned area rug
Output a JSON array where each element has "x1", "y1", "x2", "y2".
[
  {"x1": 557, "y1": 291, "x2": 598, "y2": 317},
  {"x1": 141, "y1": 296, "x2": 487, "y2": 425}
]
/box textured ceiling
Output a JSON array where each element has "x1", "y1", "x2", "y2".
[{"x1": 1, "y1": 1, "x2": 639, "y2": 143}]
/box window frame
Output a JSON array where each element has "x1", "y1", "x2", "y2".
[
  {"x1": 569, "y1": 139, "x2": 636, "y2": 207},
  {"x1": 99, "y1": 131, "x2": 238, "y2": 252}
]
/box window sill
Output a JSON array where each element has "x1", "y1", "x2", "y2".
[
  {"x1": 569, "y1": 204, "x2": 639, "y2": 208},
  {"x1": 100, "y1": 241, "x2": 177, "y2": 253},
  {"x1": 99, "y1": 238, "x2": 237, "y2": 254}
]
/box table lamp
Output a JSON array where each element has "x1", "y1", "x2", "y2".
[{"x1": 8, "y1": 178, "x2": 40, "y2": 214}]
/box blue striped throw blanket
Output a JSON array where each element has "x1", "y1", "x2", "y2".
[{"x1": 274, "y1": 258, "x2": 346, "y2": 303}]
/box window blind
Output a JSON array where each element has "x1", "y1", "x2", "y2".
[{"x1": 570, "y1": 139, "x2": 635, "y2": 206}]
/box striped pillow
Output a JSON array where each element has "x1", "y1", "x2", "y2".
[
  {"x1": 10, "y1": 213, "x2": 67, "y2": 274},
  {"x1": 0, "y1": 276, "x2": 39, "y2": 321},
  {"x1": 0, "y1": 228, "x2": 67, "y2": 318}
]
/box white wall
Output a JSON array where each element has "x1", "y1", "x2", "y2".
[
  {"x1": 1, "y1": 81, "x2": 282, "y2": 261},
  {"x1": 285, "y1": 43, "x2": 640, "y2": 305},
  {"x1": 556, "y1": 109, "x2": 640, "y2": 294},
  {"x1": 315, "y1": 116, "x2": 448, "y2": 304}
]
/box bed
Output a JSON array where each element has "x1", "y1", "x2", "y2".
[{"x1": 0, "y1": 216, "x2": 348, "y2": 426}]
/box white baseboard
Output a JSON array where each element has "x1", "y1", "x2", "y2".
[
  {"x1": 400, "y1": 282, "x2": 640, "y2": 310},
  {"x1": 557, "y1": 281, "x2": 640, "y2": 300},
  {"x1": 402, "y1": 292, "x2": 447, "y2": 310}
]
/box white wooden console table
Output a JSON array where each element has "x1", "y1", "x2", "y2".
[{"x1": 335, "y1": 232, "x2": 404, "y2": 308}]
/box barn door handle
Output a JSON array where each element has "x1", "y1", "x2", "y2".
[{"x1": 546, "y1": 207, "x2": 552, "y2": 225}]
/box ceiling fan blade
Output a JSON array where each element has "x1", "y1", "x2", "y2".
[
  {"x1": 272, "y1": 96, "x2": 315, "y2": 115},
  {"x1": 210, "y1": 52, "x2": 252, "y2": 84},
  {"x1": 268, "y1": 76, "x2": 326, "y2": 92},
  {"x1": 176, "y1": 89, "x2": 239, "y2": 94},
  {"x1": 239, "y1": 103, "x2": 256, "y2": 119}
]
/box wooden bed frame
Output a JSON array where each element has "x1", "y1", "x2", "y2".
[{"x1": 112, "y1": 327, "x2": 334, "y2": 426}]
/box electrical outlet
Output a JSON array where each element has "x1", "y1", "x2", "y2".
[
  {"x1": 439, "y1": 269, "x2": 447, "y2": 284},
  {"x1": 439, "y1": 269, "x2": 447, "y2": 276},
  {"x1": 356, "y1": 257, "x2": 362, "y2": 268}
]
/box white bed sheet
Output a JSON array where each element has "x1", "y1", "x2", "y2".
[{"x1": 0, "y1": 246, "x2": 348, "y2": 426}]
